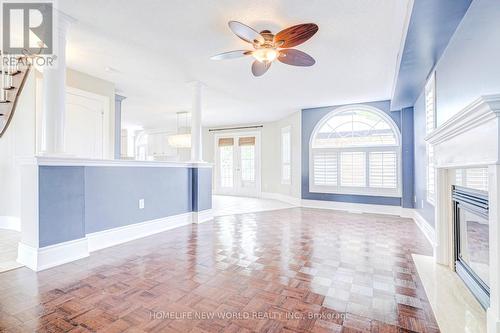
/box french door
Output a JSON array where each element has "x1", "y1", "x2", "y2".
[{"x1": 215, "y1": 132, "x2": 261, "y2": 196}]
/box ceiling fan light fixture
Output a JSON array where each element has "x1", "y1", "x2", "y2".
[
  {"x1": 252, "y1": 48, "x2": 278, "y2": 63},
  {"x1": 212, "y1": 21, "x2": 318, "y2": 76}
]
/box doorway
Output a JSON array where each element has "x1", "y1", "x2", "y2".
[
  {"x1": 214, "y1": 132, "x2": 261, "y2": 197},
  {"x1": 65, "y1": 88, "x2": 110, "y2": 159}
]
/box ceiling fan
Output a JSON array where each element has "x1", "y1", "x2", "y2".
[{"x1": 211, "y1": 21, "x2": 319, "y2": 77}]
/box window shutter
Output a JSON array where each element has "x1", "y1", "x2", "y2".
[
  {"x1": 455, "y1": 169, "x2": 464, "y2": 186},
  {"x1": 218, "y1": 138, "x2": 234, "y2": 147},
  {"x1": 369, "y1": 152, "x2": 397, "y2": 188},
  {"x1": 465, "y1": 168, "x2": 488, "y2": 191},
  {"x1": 340, "y1": 152, "x2": 366, "y2": 187},
  {"x1": 281, "y1": 128, "x2": 291, "y2": 184},
  {"x1": 427, "y1": 144, "x2": 435, "y2": 203},
  {"x1": 238, "y1": 137, "x2": 255, "y2": 146},
  {"x1": 313, "y1": 151, "x2": 337, "y2": 186},
  {"x1": 425, "y1": 73, "x2": 436, "y2": 204}
]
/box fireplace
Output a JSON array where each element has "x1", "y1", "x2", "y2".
[
  {"x1": 453, "y1": 185, "x2": 490, "y2": 309},
  {"x1": 424, "y1": 94, "x2": 500, "y2": 332}
]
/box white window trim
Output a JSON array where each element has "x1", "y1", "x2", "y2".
[
  {"x1": 308, "y1": 105, "x2": 402, "y2": 198},
  {"x1": 281, "y1": 126, "x2": 292, "y2": 185},
  {"x1": 425, "y1": 72, "x2": 437, "y2": 205}
]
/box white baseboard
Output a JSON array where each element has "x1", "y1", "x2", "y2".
[
  {"x1": 261, "y1": 192, "x2": 302, "y2": 206},
  {"x1": 17, "y1": 238, "x2": 89, "y2": 271},
  {"x1": 192, "y1": 209, "x2": 213, "y2": 224},
  {"x1": 301, "y1": 198, "x2": 403, "y2": 216},
  {"x1": 261, "y1": 192, "x2": 436, "y2": 248},
  {"x1": 87, "y1": 212, "x2": 193, "y2": 252},
  {"x1": 412, "y1": 210, "x2": 437, "y2": 247},
  {"x1": 0, "y1": 216, "x2": 21, "y2": 232}
]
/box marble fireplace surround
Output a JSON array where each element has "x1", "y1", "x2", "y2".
[{"x1": 425, "y1": 94, "x2": 500, "y2": 333}]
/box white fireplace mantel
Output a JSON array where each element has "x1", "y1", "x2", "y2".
[
  {"x1": 426, "y1": 94, "x2": 500, "y2": 168},
  {"x1": 425, "y1": 94, "x2": 500, "y2": 333}
]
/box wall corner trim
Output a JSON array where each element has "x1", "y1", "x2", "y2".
[
  {"x1": 192, "y1": 209, "x2": 213, "y2": 224},
  {"x1": 17, "y1": 238, "x2": 89, "y2": 271},
  {"x1": 412, "y1": 210, "x2": 437, "y2": 247}
]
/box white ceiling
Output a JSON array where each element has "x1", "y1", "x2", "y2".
[{"x1": 59, "y1": 0, "x2": 412, "y2": 129}]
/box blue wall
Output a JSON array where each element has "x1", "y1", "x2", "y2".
[
  {"x1": 391, "y1": 0, "x2": 472, "y2": 110},
  {"x1": 84, "y1": 167, "x2": 193, "y2": 233},
  {"x1": 412, "y1": 0, "x2": 500, "y2": 227},
  {"x1": 192, "y1": 167, "x2": 212, "y2": 212},
  {"x1": 38, "y1": 165, "x2": 212, "y2": 246},
  {"x1": 39, "y1": 166, "x2": 86, "y2": 247},
  {"x1": 301, "y1": 100, "x2": 414, "y2": 207},
  {"x1": 433, "y1": 0, "x2": 500, "y2": 125},
  {"x1": 401, "y1": 107, "x2": 415, "y2": 209}
]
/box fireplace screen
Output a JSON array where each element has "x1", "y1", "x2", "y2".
[{"x1": 453, "y1": 186, "x2": 489, "y2": 309}]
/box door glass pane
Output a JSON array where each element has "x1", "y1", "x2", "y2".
[
  {"x1": 219, "y1": 145, "x2": 233, "y2": 188},
  {"x1": 240, "y1": 144, "x2": 255, "y2": 182}
]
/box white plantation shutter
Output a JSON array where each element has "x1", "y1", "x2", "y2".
[
  {"x1": 466, "y1": 168, "x2": 488, "y2": 191},
  {"x1": 313, "y1": 150, "x2": 337, "y2": 186},
  {"x1": 281, "y1": 127, "x2": 291, "y2": 184},
  {"x1": 455, "y1": 168, "x2": 488, "y2": 191},
  {"x1": 341, "y1": 152, "x2": 366, "y2": 187},
  {"x1": 309, "y1": 106, "x2": 401, "y2": 196},
  {"x1": 425, "y1": 73, "x2": 436, "y2": 204},
  {"x1": 369, "y1": 152, "x2": 397, "y2": 188},
  {"x1": 427, "y1": 144, "x2": 435, "y2": 203}
]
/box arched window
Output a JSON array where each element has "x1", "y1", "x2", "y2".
[{"x1": 310, "y1": 105, "x2": 401, "y2": 197}]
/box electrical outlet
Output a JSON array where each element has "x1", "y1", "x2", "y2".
[
  {"x1": 139, "y1": 199, "x2": 145, "y2": 209},
  {"x1": 414, "y1": 195, "x2": 417, "y2": 203},
  {"x1": 421, "y1": 199, "x2": 424, "y2": 208}
]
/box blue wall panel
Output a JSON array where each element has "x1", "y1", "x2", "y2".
[
  {"x1": 39, "y1": 166, "x2": 86, "y2": 247},
  {"x1": 391, "y1": 0, "x2": 472, "y2": 110},
  {"x1": 192, "y1": 167, "x2": 212, "y2": 212},
  {"x1": 84, "y1": 166, "x2": 193, "y2": 233},
  {"x1": 301, "y1": 100, "x2": 409, "y2": 206},
  {"x1": 401, "y1": 107, "x2": 415, "y2": 208},
  {"x1": 37, "y1": 165, "x2": 212, "y2": 246}
]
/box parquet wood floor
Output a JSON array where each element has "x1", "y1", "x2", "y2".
[{"x1": 0, "y1": 208, "x2": 439, "y2": 332}]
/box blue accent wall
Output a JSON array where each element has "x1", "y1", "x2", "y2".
[
  {"x1": 401, "y1": 107, "x2": 415, "y2": 209},
  {"x1": 432, "y1": 0, "x2": 500, "y2": 125},
  {"x1": 37, "y1": 165, "x2": 212, "y2": 246},
  {"x1": 410, "y1": 0, "x2": 500, "y2": 227},
  {"x1": 39, "y1": 166, "x2": 86, "y2": 247},
  {"x1": 192, "y1": 168, "x2": 212, "y2": 212},
  {"x1": 301, "y1": 100, "x2": 414, "y2": 207},
  {"x1": 84, "y1": 167, "x2": 193, "y2": 233},
  {"x1": 391, "y1": 0, "x2": 472, "y2": 110}
]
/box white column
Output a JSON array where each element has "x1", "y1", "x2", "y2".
[
  {"x1": 190, "y1": 81, "x2": 203, "y2": 162},
  {"x1": 434, "y1": 168, "x2": 452, "y2": 266},
  {"x1": 488, "y1": 164, "x2": 500, "y2": 333},
  {"x1": 41, "y1": 13, "x2": 73, "y2": 155}
]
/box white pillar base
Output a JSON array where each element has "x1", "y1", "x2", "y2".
[
  {"x1": 488, "y1": 309, "x2": 500, "y2": 333},
  {"x1": 192, "y1": 209, "x2": 213, "y2": 224}
]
